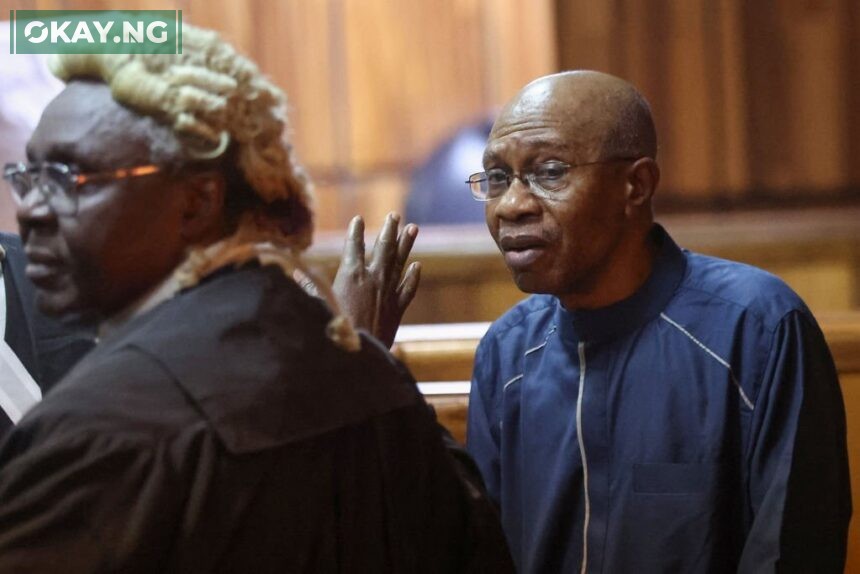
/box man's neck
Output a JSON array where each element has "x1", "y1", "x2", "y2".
[
  {"x1": 559, "y1": 225, "x2": 659, "y2": 311},
  {"x1": 98, "y1": 271, "x2": 183, "y2": 341}
]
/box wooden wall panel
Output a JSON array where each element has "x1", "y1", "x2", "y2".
[
  {"x1": 848, "y1": 0, "x2": 860, "y2": 185},
  {"x1": 663, "y1": 0, "x2": 712, "y2": 197},
  {"x1": 343, "y1": 0, "x2": 484, "y2": 171},
  {"x1": 554, "y1": 1, "x2": 616, "y2": 73},
  {"x1": 557, "y1": 0, "x2": 860, "y2": 204},
  {"x1": 780, "y1": 0, "x2": 848, "y2": 191},
  {"x1": 481, "y1": 0, "x2": 557, "y2": 103},
  {"x1": 716, "y1": 0, "x2": 750, "y2": 193}
]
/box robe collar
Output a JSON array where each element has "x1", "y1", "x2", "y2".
[{"x1": 98, "y1": 271, "x2": 183, "y2": 342}]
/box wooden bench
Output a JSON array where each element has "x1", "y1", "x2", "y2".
[{"x1": 396, "y1": 313, "x2": 860, "y2": 572}]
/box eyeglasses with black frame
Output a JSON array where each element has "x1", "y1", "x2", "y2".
[
  {"x1": 2, "y1": 162, "x2": 161, "y2": 216},
  {"x1": 465, "y1": 157, "x2": 639, "y2": 201}
]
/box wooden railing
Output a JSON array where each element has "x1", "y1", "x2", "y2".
[
  {"x1": 311, "y1": 208, "x2": 860, "y2": 325},
  {"x1": 396, "y1": 313, "x2": 860, "y2": 572}
]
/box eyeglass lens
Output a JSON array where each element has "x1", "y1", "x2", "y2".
[
  {"x1": 4, "y1": 164, "x2": 77, "y2": 214},
  {"x1": 469, "y1": 163, "x2": 570, "y2": 200}
]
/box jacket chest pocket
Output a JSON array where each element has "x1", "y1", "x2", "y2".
[{"x1": 633, "y1": 462, "x2": 717, "y2": 495}]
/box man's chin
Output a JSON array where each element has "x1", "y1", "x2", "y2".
[
  {"x1": 34, "y1": 290, "x2": 92, "y2": 323},
  {"x1": 511, "y1": 271, "x2": 554, "y2": 295}
]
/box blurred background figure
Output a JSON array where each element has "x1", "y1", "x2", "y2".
[
  {"x1": 0, "y1": 22, "x2": 63, "y2": 232},
  {"x1": 405, "y1": 117, "x2": 492, "y2": 225}
]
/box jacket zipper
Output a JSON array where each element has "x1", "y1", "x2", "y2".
[{"x1": 576, "y1": 341, "x2": 590, "y2": 574}]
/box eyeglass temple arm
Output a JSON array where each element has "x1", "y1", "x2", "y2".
[{"x1": 75, "y1": 164, "x2": 160, "y2": 185}]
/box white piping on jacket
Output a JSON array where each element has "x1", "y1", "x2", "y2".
[
  {"x1": 524, "y1": 341, "x2": 547, "y2": 356},
  {"x1": 659, "y1": 312, "x2": 755, "y2": 410},
  {"x1": 524, "y1": 325, "x2": 557, "y2": 357},
  {"x1": 503, "y1": 374, "x2": 524, "y2": 389},
  {"x1": 504, "y1": 325, "x2": 557, "y2": 391},
  {"x1": 576, "y1": 342, "x2": 590, "y2": 574}
]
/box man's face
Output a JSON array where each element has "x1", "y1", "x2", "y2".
[
  {"x1": 483, "y1": 93, "x2": 632, "y2": 301},
  {"x1": 19, "y1": 81, "x2": 188, "y2": 319}
]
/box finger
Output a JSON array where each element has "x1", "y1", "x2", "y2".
[
  {"x1": 387, "y1": 223, "x2": 418, "y2": 283},
  {"x1": 370, "y1": 212, "x2": 400, "y2": 272},
  {"x1": 341, "y1": 215, "x2": 365, "y2": 267},
  {"x1": 395, "y1": 223, "x2": 419, "y2": 269},
  {"x1": 396, "y1": 261, "x2": 421, "y2": 311}
]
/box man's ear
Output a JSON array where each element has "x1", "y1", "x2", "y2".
[
  {"x1": 179, "y1": 173, "x2": 226, "y2": 244},
  {"x1": 625, "y1": 157, "x2": 659, "y2": 214}
]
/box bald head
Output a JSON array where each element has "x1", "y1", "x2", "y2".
[{"x1": 492, "y1": 70, "x2": 657, "y2": 162}]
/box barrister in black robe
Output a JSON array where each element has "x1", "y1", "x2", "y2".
[
  {"x1": 0, "y1": 264, "x2": 511, "y2": 572},
  {"x1": 0, "y1": 24, "x2": 513, "y2": 573}
]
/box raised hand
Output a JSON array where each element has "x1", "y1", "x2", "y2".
[{"x1": 332, "y1": 213, "x2": 421, "y2": 348}]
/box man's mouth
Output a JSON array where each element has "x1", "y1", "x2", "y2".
[
  {"x1": 24, "y1": 248, "x2": 65, "y2": 287},
  {"x1": 499, "y1": 235, "x2": 547, "y2": 269}
]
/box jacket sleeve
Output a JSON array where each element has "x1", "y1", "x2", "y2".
[{"x1": 738, "y1": 310, "x2": 851, "y2": 573}]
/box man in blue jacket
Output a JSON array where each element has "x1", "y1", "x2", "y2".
[{"x1": 465, "y1": 70, "x2": 851, "y2": 573}]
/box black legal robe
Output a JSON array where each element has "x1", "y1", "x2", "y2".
[{"x1": 0, "y1": 264, "x2": 513, "y2": 573}]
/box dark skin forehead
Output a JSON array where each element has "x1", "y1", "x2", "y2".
[
  {"x1": 485, "y1": 71, "x2": 640, "y2": 165},
  {"x1": 27, "y1": 80, "x2": 178, "y2": 172}
]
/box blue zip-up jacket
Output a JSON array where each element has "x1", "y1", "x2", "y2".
[{"x1": 467, "y1": 225, "x2": 851, "y2": 573}]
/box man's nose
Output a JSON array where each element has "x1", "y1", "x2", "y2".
[
  {"x1": 491, "y1": 176, "x2": 541, "y2": 221},
  {"x1": 16, "y1": 188, "x2": 56, "y2": 228}
]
